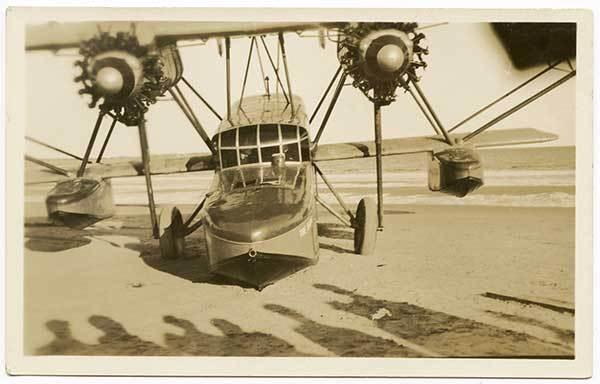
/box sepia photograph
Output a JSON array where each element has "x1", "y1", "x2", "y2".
[{"x1": 4, "y1": 6, "x2": 593, "y2": 378}]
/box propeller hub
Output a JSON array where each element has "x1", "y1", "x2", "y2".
[
  {"x1": 89, "y1": 50, "x2": 144, "y2": 102},
  {"x1": 95, "y1": 66, "x2": 124, "y2": 96},
  {"x1": 376, "y1": 44, "x2": 406, "y2": 73}
]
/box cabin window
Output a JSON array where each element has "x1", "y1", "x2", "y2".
[
  {"x1": 218, "y1": 124, "x2": 311, "y2": 169},
  {"x1": 220, "y1": 129, "x2": 236, "y2": 147},
  {"x1": 300, "y1": 138, "x2": 310, "y2": 161},
  {"x1": 261, "y1": 145, "x2": 280, "y2": 162},
  {"x1": 238, "y1": 125, "x2": 257, "y2": 147},
  {"x1": 221, "y1": 149, "x2": 238, "y2": 168},
  {"x1": 239, "y1": 147, "x2": 259, "y2": 165},
  {"x1": 282, "y1": 142, "x2": 300, "y2": 162},
  {"x1": 281, "y1": 124, "x2": 298, "y2": 141},
  {"x1": 259, "y1": 124, "x2": 279, "y2": 144}
]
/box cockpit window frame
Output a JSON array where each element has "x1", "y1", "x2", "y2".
[
  {"x1": 217, "y1": 123, "x2": 310, "y2": 170},
  {"x1": 219, "y1": 163, "x2": 306, "y2": 192}
]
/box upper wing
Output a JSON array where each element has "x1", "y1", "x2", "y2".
[
  {"x1": 313, "y1": 128, "x2": 558, "y2": 161},
  {"x1": 25, "y1": 152, "x2": 214, "y2": 184},
  {"x1": 26, "y1": 21, "x2": 343, "y2": 51}
]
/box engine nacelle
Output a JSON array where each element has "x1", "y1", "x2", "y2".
[
  {"x1": 337, "y1": 22, "x2": 428, "y2": 105},
  {"x1": 76, "y1": 32, "x2": 183, "y2": 125},
  {"x1": 428, "y1": 146, "x2": 483, "y2": 198}
]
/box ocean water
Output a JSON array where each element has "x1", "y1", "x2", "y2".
[{"x1": 26, "y1": 146, "x2": 576, "y2": 208}]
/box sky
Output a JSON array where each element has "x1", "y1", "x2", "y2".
[{"x1": 25, "y1": 22, "x2": 576, "y2": 159}]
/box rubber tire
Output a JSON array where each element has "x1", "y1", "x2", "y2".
[
  {"x1": 159, "y1": 205, "x2": 185, "y2": 259},
  {"x1": 353, "y1": 197, "x2": 378, "y2": 255}
]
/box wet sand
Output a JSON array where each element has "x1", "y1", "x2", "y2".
[{"x1": 23, "y1": 201, "x2": 574, "y2": 358}]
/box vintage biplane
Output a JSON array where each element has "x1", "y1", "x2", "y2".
[{"x1": 25, "y1": 21, "x2": 575, "y2": 290}]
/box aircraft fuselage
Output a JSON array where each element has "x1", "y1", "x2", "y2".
[{"x1": 200, "y1": 94, "x2": 320, "y2": 290}]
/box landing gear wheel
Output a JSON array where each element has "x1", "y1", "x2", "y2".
[
  {"x1": 353, "y1": 197, "x2": 378, "y2": 255},
  {"x1": 159, "y1": 205, "x2": 185, "y2": 259}
]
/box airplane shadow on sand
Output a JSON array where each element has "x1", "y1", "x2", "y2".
[
  {"x1": 24, "y1": 223, "x2": 92, "y2": 252},
  {"x1": 36, "y1": 315, "x2": 306, "y2": 356},
  {"x1": 316, "y1": 211, "x2": 414, "y2": 255},
  {"x1": 134, "y1": 222, "x2": 363, "y2": 286},
  {"x1": 264, "y1": 303, "x2": 420, "y2": 357},
  {"x1": 310, "y1": 284, "x2": 574, "y2": 358},
  {"x1": 24, "y1": 216, "x2": 374, "y2": 287},
  {"x1": 317, "y1": 223, "x2": 354, "y2": 254}
]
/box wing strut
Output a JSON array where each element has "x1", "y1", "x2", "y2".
[
  {"x1": 181, "y1": 77, "x2": 222, "y2": 121},
  {"x1": 137, "y1": 118, "x2": 159, "y2": 239},
  {"x1": 26, "y1": 136, "x2": 91, "y2": 164},
  {"x1": 278, "y1": 32, "x2": 295, "y2": 116},
  {"x1": 407, "y1": 76, "x2": 453, "y2": 144},
  {"x1": 96, "y1": 116, "x2": 118, "y2": 163},
  {"x1": 77, "y1": 110, "x2": 105, "y2": 177},
  {"x1": 448, "y1": 60, "x2": 562, "y2": 133},
  {"x1": 238, "y1": 37, "x2": 256, "y2": 110},
  {"x1": 259, "y1": 36, "x2": 290, "y2": 103},
  {"x1": 168, "y1": 84, "x2": 216, "y2": 154},
  {"x1": 252, "y1": 37, "x2": 269, "y2": 95},
  {"x1": 373, "y1": 101, "x2": 384, "y2": 230},
  {"x1": 225, "y1": 37, "x2": 232, "y2": 123},
  {"x1": 314, "y1": 163, "x2": 355, "y2": 223},
  {"x1": 310, "y1": 65, "x2": 343, "y2": 124},
  {"x1": 401, "y1": 81, "x2": 440, "y2": 136},
  {"x1": 25, "y1": 155, "x2": 71, "y2": 177},
  {"x1": 464, "y1": 69, "x2": 575, "y2": 142},
  {"x1": 312, "y1": 71, "x2": 348, "y2": 148}
]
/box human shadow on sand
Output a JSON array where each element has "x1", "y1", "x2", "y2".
[
  {"x1": 264, "y1": 303, "x2": 420, "y2": 357},
  {"x1": 312, "y1": 284, "x2": 573, "y2": 358},
  {"x1": 36, "y1": 314, "x2": 305, "y2": 356}
]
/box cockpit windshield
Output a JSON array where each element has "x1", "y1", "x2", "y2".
[
  {"x1": 219, "y1": 164, "x2": 308, "y2": 193},
  {"x1": 216, "y1": 124, "x2": 310, "y2": 170}
]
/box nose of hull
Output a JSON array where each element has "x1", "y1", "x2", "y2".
[
  {"x1": 205, "y1": 186, "x2": 312, "y2": 243},
  {"x1": 212, "y1": 252, "x2": 315, "y2": 291},
  {"x1": 204, "y1": 205, "x2": 320, "y2": 290}
]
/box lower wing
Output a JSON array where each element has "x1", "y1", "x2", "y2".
[
  {"x1": 25, "y1": 128, "x2": 557, "y2": 184},
  {"x1": 25, "y1": 153, "x2": 214, "y2": 184},
  {"x1": 313, "y1": 128, "x2": 558, "y2": 161}
]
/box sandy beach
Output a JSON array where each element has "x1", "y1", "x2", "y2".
[
  {"x1": 23, "y1": 201, "x2": 574, "y2": 357},
  {"x1": 21, "y1": 146, "x2": 575, "y2": 357}
]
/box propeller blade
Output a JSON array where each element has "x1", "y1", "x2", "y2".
[{"x1": 492, "y1": 22, "x2": 576, "y2": 69}]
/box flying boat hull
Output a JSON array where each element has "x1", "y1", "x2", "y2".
[{"x1": 204, "y1": 212, "x2": 319, "y2": 290}]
